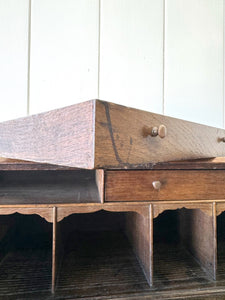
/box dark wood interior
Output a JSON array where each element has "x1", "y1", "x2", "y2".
[
  {"x1": 0, "y1": 209, "x2": 225, "y2": 299},
  {"x1": 153, "y1": 209, "x2": 215, "y2": 290},
  {"x1": 0, "y1": 170, "x2": 101, "y2": 204}
]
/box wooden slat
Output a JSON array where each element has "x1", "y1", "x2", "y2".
[
  {"x1": 164, "y1": 0, "x2": 223, "y2": 128},
  {"x1": 95, "y1": 169, "x2": 105, "y2": 203},
  {"x1": 105, "y1": 170, "x2": 225, "y2": 202},
  {"x1": 0, "y1": 0, "x2": 29, "y2": 122},
  {"x1": 52, "y1": 207, "x2": 57, "y2": 294},
  {"x1": 125, "y1": 205, "x2": 152, "y2": 286},
  {"x1": 30, "y1": 0, "x2": 99, "y2": 114}
]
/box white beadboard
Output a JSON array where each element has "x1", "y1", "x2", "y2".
[
  {"x1": 0, "y1": 0, "x2": 29, "y2": 121},
  {"x1": 99, "y1": 0, "x2": 164, "y2": 114},
  {"x1": 164, "y1": 0, "x2": 223, "y2": 128},
  {"x1": 29, "y1": 0, "x2": 99, "y2": 114}
]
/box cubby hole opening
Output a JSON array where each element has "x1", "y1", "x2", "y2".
[
  {"x1": 217, "y1": 212, "x2": 225, "y2": 280},
  {"x1": 0, "y1": 170, "x2": 102, "y2": 204},
  {"x1": 55, "y1": 210, "x2": 151, "y2": 298},
  {"x1": 0, "y1": 213, "x2": 52, "y2": 297},
  {"x1": 153, "y1": 209, "x2": 213, "y2": 289}
]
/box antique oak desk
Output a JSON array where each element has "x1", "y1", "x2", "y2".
[{"x1": 0, "y1": 100, "x2": 225, "y2": 299}]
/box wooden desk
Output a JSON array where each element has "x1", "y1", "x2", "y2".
[
  {"x1": 0, "y1": 159, "x2": 223, "y2": 299},
  {"x1": 0, "y1": 101, "x2": 225, "y2": 298}
]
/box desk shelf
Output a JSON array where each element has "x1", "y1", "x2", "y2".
[{"x1": 0, "y1": 170, "x2": 102, "y2": 204}]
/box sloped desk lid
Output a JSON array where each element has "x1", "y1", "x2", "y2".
[{"x1": 0, "y1": 99, "x2": 225, "y2": 169}]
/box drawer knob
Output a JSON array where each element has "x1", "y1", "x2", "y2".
[
  {"x1": 152, "y1": 181, "x2": 162, "y2": 190},
  {"x1": 151, "y1": 125, "x2": 167, "y2": 138}
]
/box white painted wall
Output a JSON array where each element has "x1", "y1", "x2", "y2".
[
  {"x1": 0, "y1": 0, "x2": 224, "y2": 128},
  {"x1": 0, "y1": 0, "x2": 29, "y2": 121}
]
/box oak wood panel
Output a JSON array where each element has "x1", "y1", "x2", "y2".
[
  {"x1": 0, "y1": 100, "x2": 95, "y2": 169},
  {"x1": 125, "y1": 205, "x2": 152, "y2": 286},
  {"x1": 179, "y1": 207, "x2": 216, "y2": 280},
  {"x1": 95, "y1": 101, "x2": 225, "y2": 168},
  {"x1": 0, "y1": 100, "x2": 225, "y2": 169},
  {"x1": 105, "y1": 170, "x2": 225, "y2": 201}
]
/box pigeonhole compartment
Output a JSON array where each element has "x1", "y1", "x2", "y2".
[
  {"x1": 54, "y1": 210, "x2": 151, "y2": 298},
  {"x1": 0, "y1": 170, "x2": 103, "y2": 205},
  {"x1": 217, "y1": 211, "x2": 225, "y2": 280},
  {"x1": 153, "y1": 208, "x2": 215, "y2": 290},
  {"x1": 0, "y1": 213, "x2": 52, "y2": 298}
]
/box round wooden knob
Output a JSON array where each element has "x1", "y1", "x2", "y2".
[
  {"x1": 150, "y1": 125, "x2": 167, "y2": 138},
  {"x1": 158, "y1": 125, "x2": 167, "y2": 138},
  {"x1": 152, "y1": 181, "x2": 162, "y2": 190}
]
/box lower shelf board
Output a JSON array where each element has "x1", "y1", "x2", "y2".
[
  {"x1": 2, "y1": 231, "x2": 225, "y2": 299},
  {"x1": 0, "y1": 249, "x2": 52, "y2": 298},
  {"x1": 153, "y1": 242, "x2": 211, "y2": 290},
  {"x1": 56, "y1": 231, "x2": 150, "y2": 298}
]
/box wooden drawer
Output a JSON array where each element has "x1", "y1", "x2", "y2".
[{"x1": 105, "y1": 170, "x2": 225, "y2": 201}]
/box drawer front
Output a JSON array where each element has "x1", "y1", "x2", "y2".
[{"x1": 105, "y1": 170, "x2": 225, "y2": 202}]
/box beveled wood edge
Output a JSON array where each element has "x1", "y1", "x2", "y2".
[
  {"x1": 95, "y1": 169, "x2": 104, "y2": 203},
  {"x1": 1, "y1": 157, "x2": 225, "y2": 171}
]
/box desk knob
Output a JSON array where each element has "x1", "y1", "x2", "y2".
[
  {"x1": 152, "y1": 181, "x2": 162, "y2": 190},
  {"x1": 151, "y1": 125, "x2": 167, "y2": 138}
]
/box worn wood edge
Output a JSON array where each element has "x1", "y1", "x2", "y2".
[
  {"x1": 149, "y1": 204, "x2": 153, "y2": 287},
  {"x1": 0, "y1": 200, "x2": 225, "y2": 209},
  {"x1": 0, "y1": 207, "x2": 53, "y2": 222},
  {"x1": 52, "y1": 207, "x2": 57, "y2": 294},
  {"x1": 0, "y1": 157, "x2": 78, "y2": 170},
  {"x1": 213, "y1": 202, "x2": 217, "y2": 280},
  {"x1": 95, "y1": 169, "x2": 104, "y2": 203},
  {"x1": 216, "y1": 202, "x2": 225, "y2": 216},
  {"x1": 153, "y1": 203, "x2": 213, "y2": 219}
]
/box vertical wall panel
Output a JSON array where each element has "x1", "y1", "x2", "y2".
[
  {"x1": 0, "y1": 0, "x2": 29, "y2": 121},
  {"x1": 30, "y1": 0, "x2": 99, "y2": 114},
  {"x1": 164, "y1": 0, "x2": 223, "y2": 127},
  {"x1": 100, "y1": 0, "x2": 164, "y2": 113}
]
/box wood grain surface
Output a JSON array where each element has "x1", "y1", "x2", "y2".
[
  {"x1": 0, "y1": 100, "x2": 95, "y2": 169},
  {"x1": 179, "y1": 207, "x2": 216, "y2": 280},
  {"x1": 95, "y1": 100, "x2": 225, "y2": 168},
  {"x1": 125, "y1": 206, "x2": 152, "y2": 286},
  {"x1": 105, "y1": 170, "x2": 225, "y2": 201},
  {"x1": 0, "y1": 100, "x2": 225, "y2": 169},
  {"x1": 0, "y1": 170, "x2": 101, "y2": 204}
]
